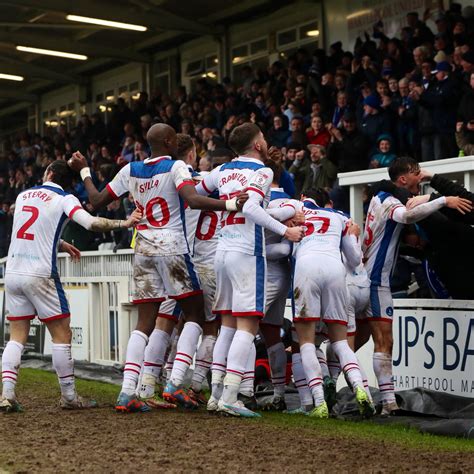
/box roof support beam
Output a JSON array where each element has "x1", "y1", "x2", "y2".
[
  {"x1": 0, "y1": 0, "x2": 209, "y2": 35},
  {"x1": 0, "y1": 31, "x2": 151, "y2": 63},
  {"x1": 0, "y1": 54, "x2": 84, "y2": 83}
]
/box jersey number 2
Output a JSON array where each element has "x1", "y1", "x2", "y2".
[{"x1": 17, "y1": 206, "x2": 39, "y2": 240}]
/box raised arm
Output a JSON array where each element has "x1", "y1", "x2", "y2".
[{"x1": 68, "y1": 152, "x2": 116, "y2": 209}]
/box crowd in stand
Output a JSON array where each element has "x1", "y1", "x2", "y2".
[{"x1": 1, "y1": 4, "x2": 474, "y2": 259}]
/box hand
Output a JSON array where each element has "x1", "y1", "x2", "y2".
[
  {"x1": 295, "y1": 150, "x2": 305, "y2": 161},
  {"x1": 284, "y1": 226, "x2": 305, "y2": 242},
  {"x1": 456, "y1": 122, "x2": 464, "y2": 133},
  {"x1": 60, "y1": 241, "x2": 81, "y2": 262},
  {"x1": 236, "y1": 192, "x2": 249, "y2": 210},
  {"x1": 332, "y1": 128, "x2": 343, "y2": 141},
  {"x1": 445, "y1": 196, "x2": 473, "y2": 215},
  {"x1": 419, "y1": 169, "x2": 433, "y2": 181},
  {"x1": 283, "y1": 211, "x2": 305, "y2": 228},
  {"x1": 268, "y1": 146, "x2": 282, "y2": 163},
  {"x1": 68, "y1": 151, "x2": 88, "y2": 172},
  {"x1": 406, "y1": 194, "x2": 430, "y2": 210},
  {"x1": 124, "y1": 208, "x2": 143, "y2": 228},
  {"x1": 347, "y1": 222, "x2": 360, "y2": 238}
]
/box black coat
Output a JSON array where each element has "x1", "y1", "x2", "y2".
[{"x1": 327, "y1": 130, "x2": 370, "y2": 173}]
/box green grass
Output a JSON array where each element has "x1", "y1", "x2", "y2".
[
  {"x1": 262, "y1": 413, "x2": 474, "y2": 452},
  {"x1": 14, "y1": 368, "x2": 474, "y2": 452}
]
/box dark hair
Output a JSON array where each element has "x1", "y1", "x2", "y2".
[
  {"x1": 304, "y1": 187, "x2": 331, "y2": 207},
  {"x1": 265, "y1": 159, "x2": 283, "y2": 184},
  {"x1": 176, "y1": 133, "x2": 194, "y2": 159},
  {"x1": 228, "y1": 123, "x2": 260, "y2": 155},
  {"x1": 388, "y1": 156, "x2": 420, "y2": 182},
  {"x1": 47, "y1": 160, "x2": 73, "y2": 189}
]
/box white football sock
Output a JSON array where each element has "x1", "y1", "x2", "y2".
[
  {"x1": 140, "y1": 328, "x2": 170, "y2": 398},
  {"x1": 291, "y1": 352, "x2": 313, "y2": 409},
  {"x1": 331, "y1": 339, "x2": 363, "y2": 391},
  {"x1": 169, "y1": 322, "x2": 202, "y2": 388},
  {"x1": 326, "y1": 343, "x2": 341, "y2": 383},
  {"x1": 1, "y1": 340, "x2": 23, "y2": 400},
  {"x1": 191, "y1": 335, "x2": 217, "y2": 392},
  {"x1": 358, "y1": 357, "x2": 373, "y2": 402},
  {"x1": 122, "y1": 330, "x2": 148, "y2": 396},
  {"x1": 316, "y1": 346, "x2": 330, "y2": 380},
  {"x1": 373, "y1": 352, "x2": 396, "y2": 405},
  {"x1": 239, "y1": 342, "x2": 256, "y2": 397},
  {"x1": 268, "y1": 342, "x2": 287, "y2": 397},
  {"x1": 221, "y1": 330, "x2": 254, "y2": 405},
  {"x1": 52, "y1": 343, "x2": 76, "y2": 401},
  {"x1": 210, "y1": 325, "x2": 236, "y2": 399},
  {"x1": 165, "y1": 331, "x2": 179, "y2": 382},
  {"x1": 300, "y1": 343, "x2": 325, "y2": 406}
]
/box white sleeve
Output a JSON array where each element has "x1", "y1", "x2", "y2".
[
  {"x1": 171, "y1": 160, "x2": 195, "y2": 191},
  {"x1": 195, "y1": 166, "x2": 220, "y2": 195},
  {"x1": 266, "y1": 240, "x2": 292, "y2": 260},
  {"x1": 106, "y1": 164, "x2": 131, "y2": 199},
  {"x1": 246, "y1": 167, "x2": 273, "y2": 200},
  {"x1": 391, "y1": 196, "x2": 446, "y2": 224},
  {"x1": 242, "y1": 197, "x2": 288, "y2": 236},
  {"x1": 266, "y1": 199, "x2": 299, "y2": 221},
  {"x1": 341, "y1": 233, "x2": 362, "y2": 271},
  {"x1": 62, "y1": 194, "x2": 84, "y2": 220}
]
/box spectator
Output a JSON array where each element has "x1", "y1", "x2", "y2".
[
  {"x1": 455, "y1": 120, "x2": 474, "y2": 155},
  {"x1": 306, "y1": 116, "x2": 330, "y2": 147},
  {"x1": 289, "y1": 144, "x2": 336, "y2": 194},
  {"x1": 360, "y1": 94, "x2": 392, "y2": 151},
  {"x1": 370, "y1": 134, "x2": 397, "y2": 168},
  {"x1": 412, "y1": 61, "x2": 461, "y2": 159},
  {"x1": 267, "y1": 115, "x2": 290, "y2": 148}
]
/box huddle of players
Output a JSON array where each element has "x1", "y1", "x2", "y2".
[{"x1": 3, "y1": 119, "x2": 471, "y2": 417}]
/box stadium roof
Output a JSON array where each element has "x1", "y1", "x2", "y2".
[{"x1": 0, "y1": 0, "x2": 290, "y2": 106}]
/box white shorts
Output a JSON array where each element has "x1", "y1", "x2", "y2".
[
  {"x1": 195, "y1": 262, "x2": 216, "y2": 322},
  {"x1": 213, "y1": 251, "x2": 266, "y2": 318},
  {"x1": 347, "y1": 285, "x2": 370, "y2": 335},
  {"x1": 157, "y1": 298, "x2": 182, "y2": 323},
  {"x1": 5, "y1": 273, "x2": 70, "y2": 322},
  {"x1": 365, "y1": 285, "x2": 394, "y2": 322},
  {"x1": 262, "y1": 261, "x2": 290, "y2": 327},
  {"x1": 133, "y1": 253, "x2": 201, "y2": 304},
  {"x1": 293, "y1": 256, "x2": 347, "y2": 325}
]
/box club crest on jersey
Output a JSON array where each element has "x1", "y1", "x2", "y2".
[{"x1": 139, "y1": 179, "x2": 160, "y2": 193}]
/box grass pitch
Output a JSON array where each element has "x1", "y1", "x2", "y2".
[{"x1": 0, "y1": 369, "x2": 472, "y2": 472}]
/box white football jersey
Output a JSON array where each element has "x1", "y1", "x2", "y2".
[
  {"x1": 265, "y1": 188, "x2": 298, "y2": 249},
  {"x1": 198, "y1": 156, "x2": 273, "y2": 257},
  {"x1": 362, "y1": 191, "x2": 404, "y2": 287},
  {"x1": 107, "y1": 156, "x2": 194, "y2": 256},
  {"x1": 6, "y1": 182, "x2": 83, "y2": 278},
  {"x1": 293, "y1": 199, "x2": 350, "y2": 261}
]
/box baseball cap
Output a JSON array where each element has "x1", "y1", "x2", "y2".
[{"x1": 431, "y1": 61, "x2": 451, "y2": 73}]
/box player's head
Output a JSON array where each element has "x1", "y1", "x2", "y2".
[
  {"x1": 301, "y1": 187, "x2": 333, "y2": 208},
  {"x1": 146, "y1": 123, "x2": 178, "y2": 159},
  {"x1": 265, "y1": 159, "x2": 282, "y2": 185},
  {"x1": 176, "y1": 133, "x2": 196, "y2": 169},
  {"x1": 44, "y1": 160, "x2": 74, "y2": 189},
  {"x1": 209, "y1": 148, "x2": 234, "y2": 168},
  {"x1": 389, "y1": 156, "x2": 421, "y2": 194},
  {"x1": 228, "y1": 123, "x2": 268, "y2": 161}
]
